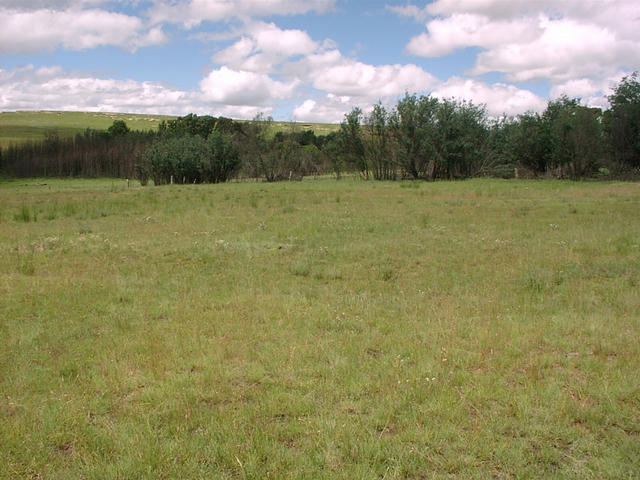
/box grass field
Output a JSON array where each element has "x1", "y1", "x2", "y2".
[
  {"x1": 0, "y1": 111, "x2": 174, "y2": 148},
  {"x1": 0, "y1": 111, "x2": 339, "y2": 148},
  {"x1": 0, "y1": 177, "x2": 638, "y2": 478}
]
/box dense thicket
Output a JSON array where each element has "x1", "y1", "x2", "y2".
[
  {"x1": 1, "y1": 73, "x2": 638, "y2": 182},
  {"x1": 137, "y1": 131, "x2": 239, "y2": 185},
  {"x1": 0, "y1": 128, "x2": 154, "y2": 178}
]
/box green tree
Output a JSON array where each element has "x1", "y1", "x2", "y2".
[
  {"x1": 108, "y1": 120, "x2": 130, "y2": 137},
  {"x1": 547, "y1": 97, "x2": 603, "y2": 178},
  {"x1": 235, "y1": 113, "x2": 273, "y2": 179},
  {"x1": 510, "y1": 112, "x2": 550, "y2": 175},
  {"x1": 321, "y1": 132, "x2": 345, "y2": 179},
  {"x1": 606, "y1": 72, "x2": 640, "y2": 169},
  {"x1": 339, "y1": 107, "x2": 367, "y2": 178},
  {"x1": 432, "y1": 99, "x2": 488, "y2": 179},
  {"x1": 389, "y1": 93, "x2": 439, "y2": 179},
  {"x1": 364, "y1": 102, "x2": 396, "y2": 180},
  {"x1": 204, "y1": 130, "x2": 240, "y2": 183}
]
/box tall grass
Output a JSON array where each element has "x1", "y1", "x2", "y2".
[{"x1": 0, "y1": 178, "x2": 638, "y2": 478}]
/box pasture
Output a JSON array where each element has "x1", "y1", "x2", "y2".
[
  {"x1": 0, "y1": 111, "x2": 173, "y2": 148},
  {"x1": 0, "y1": 111, "x2": 339, "y2": 148},
  {"x1": 0, "y1": 178, "x2": 638, "y2": 478}
]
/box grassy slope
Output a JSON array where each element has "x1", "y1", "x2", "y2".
[
  {"x1": 0, "y1": 178, "x2": 638, "y2": 478},
  {"x1": 0, "y1": 111, "x2": 339, "y2": 148},
  {"x1": 0, "y1": 111, "x2": 173, "y2": 148}
]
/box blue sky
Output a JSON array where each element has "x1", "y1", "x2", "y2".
[{"x1": 1, "y1": 0, "x2": 638, "y2": 122}]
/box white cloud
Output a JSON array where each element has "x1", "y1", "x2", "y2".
[
  {"x1": 0, "y1": 7, "x2": 167, "y2": 54},
  {"x1": 148, "y1": 0, "x2": 336, "y2": 27},
  {"x1": 200, "y1": 66, "x2": 299, "y2": 106},
  {"x1": 248, "y1": 22, "x2": 317, "y2": 57},
  {"x1": 470, "y1": 17, "x2": 639, "y2": 83},
  {"x1": 212, "y1": 22, "x2": 319, "y2": 73},
  {"x1": 405, "y1": 14, "x2": 538, "y2": 57},
  {"x1": 312, "y1": 61, "x2": 438, "y2": 98},
  {"x1": 386, "y1": 4, "x2": 430, "y2": 22},
  {"x1": 284, "y1": 48, "x2": 438, "y2": 99},
  {"x1": 0, "y1": 65, "x2": 279, "y2": 119},
  {"x1": 213, "y1": 37, "x2": 256, "y2": 65},
  {"x1": 292, "y1": 94, "x2": 355, "y2": 123},
  {"x1": 431, "y1": 77, "x2": 547, "y2": 116},
  {"x1": 209, "y1": 21, "x2": 438, "y2": 110},
  {"x1": 0, "y1": 65, "x2": 196, "y2": 114},
  {"x1": 397, "y1": 0, "x2": 640, "y2": 100},
  {"x1": 549, "y1": 73, "x2": 628, "y2": 110}
]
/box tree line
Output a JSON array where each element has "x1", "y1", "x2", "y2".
[{"x1": 1, "y1": 72, "x2": 638, "y2": 182}]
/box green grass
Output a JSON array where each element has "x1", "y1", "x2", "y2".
[
  {"x1": 0, "y1": 111, "x2": 340, "y2": 147},
  {"x1": 0, "y1": 178, "x2": 639, "y2": 478},
  {"x1": 0, "y1": 111, "x2": 175, "y2": 147}
]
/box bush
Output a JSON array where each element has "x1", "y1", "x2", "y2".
[{"x1": 141, "y1": 133, "x2": 239, "y2": 185}]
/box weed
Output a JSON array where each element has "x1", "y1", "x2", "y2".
[
  {"x1": 290, "y1": 262, "x2": 311, "y2": 277},
  {"x1": 16, "y1": 252, "x2": 36, "y2": 275},
  {"x1": 13, "y1": 204, "x2": 34, "y2": 222},
  {"x1": 380, "y1": 266, "x2": 397, "y2": 281},
  {"x1": 78, "y1": 224, "x2": 92, "y2": 234}
]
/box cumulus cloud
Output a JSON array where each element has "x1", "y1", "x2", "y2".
[
  {"x1": 431, "y1": 77, "x2": 547, "y2": 116},
  {"x1": 386, "y1": 4, "x2": 430, "y2": 22},
  {"x1": 395, "y1": 0, "x2": 640, "y2": 94},
  {"x1": 405, "y1": 14, "x2": 538, "y2": 57},
  {"x1": 312, "y1": 61, "x2": 438, "y2": 98},
  {"x1": 200, "y1": 66, "x2": 299, "y2": 106},
  {"x1": 284, "y1": 48, "x2": 438, "y2": 99},
  {"x1": 549, "y1": 73, "x2": 628, "y2": 109},
  {"x1": 148, "y1": 0, "x2": 336, "y2": 27},
  {"x1": 469, "y1": 17, "x2": 639, "y2": 83},
  {"x1": 292, "y1": 94, "x2": 356, "y2": 123},
  {"x1": 0, "y1": 65, "x2": 197, "y2": 114},
  {"x1": 0, "y1": 65, "x2": 280, "y2": 118},
  {"x1": 208, "y1": 20, "x2": 439, "y2": 116},
  {"x1": 212, "y1": 22, "x2": 319, "y2": 73},
  {"x1": 0, "y1": 7, "x2": 167, "y2": 54}
]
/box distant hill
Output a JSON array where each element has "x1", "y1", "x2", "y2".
[
  {"x1": 0, "y1": 111, "x2": 339, "y2": 148},
  {"x1": 0, "y1": 111, "x2": 174, "y2": 147}
]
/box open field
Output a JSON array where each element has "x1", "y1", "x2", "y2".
[
  {"x1": 0, "y1": 111, "x2": 339, "y2": 148},
  {"x1": 0, "y1": 178, "x2": 639, "y2": 478},
  {"x1": 0, "y1": 111, "x2": 174, "y2": 148}
]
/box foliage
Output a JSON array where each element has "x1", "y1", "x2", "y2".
[
  {"x1": 339, "y1": 107, "x2": 367, "y2": 178},
  {"x1": 432, "y1": 98, "x2": 488, "y2": 179},
  {"x1": 364, "y1": 102, "x2": 397, "y2": 180},
  {"x1": 547, "y1": 97, "x2": 603, "y2": 178},
  {"x1": 389, "y1": 93, "x2": 439, "y2": 179},
  {"x1": 204, "y1": 130, "x2": 240, "y2": 183},
  {"x1": 107, "y1": 120, "x2": 131, "y2": 137},
  {"x1": 142, "y1": 132, "x2": 239, "y2": 185},
  {"x1": 606, "y1": 71, "x2": 640, "y2": 170},
  {"x1": 321, "y1": 131, "x2": 345, "y2": 179},
  {"x1": 0, "y1": 128, "x2": 155, "y2": 178}
]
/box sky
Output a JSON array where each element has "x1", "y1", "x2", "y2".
[{"x1": 1, "y1": 0, "x2": 639, "y2": 122}]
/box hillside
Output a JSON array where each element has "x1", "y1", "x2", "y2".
[{"x1": 0, "y1": 111, "x2": 340, "y2": 148}]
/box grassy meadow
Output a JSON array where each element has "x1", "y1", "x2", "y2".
[
  {"x1": 0, "y1": 111, "x2": 339, "y2": 147},
  {"x1": 0, "y1": 111, "x2": 174, "y2": 148},
  {"x1": 0, "y1": 177, "x2": 639, "y2": 478}
]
